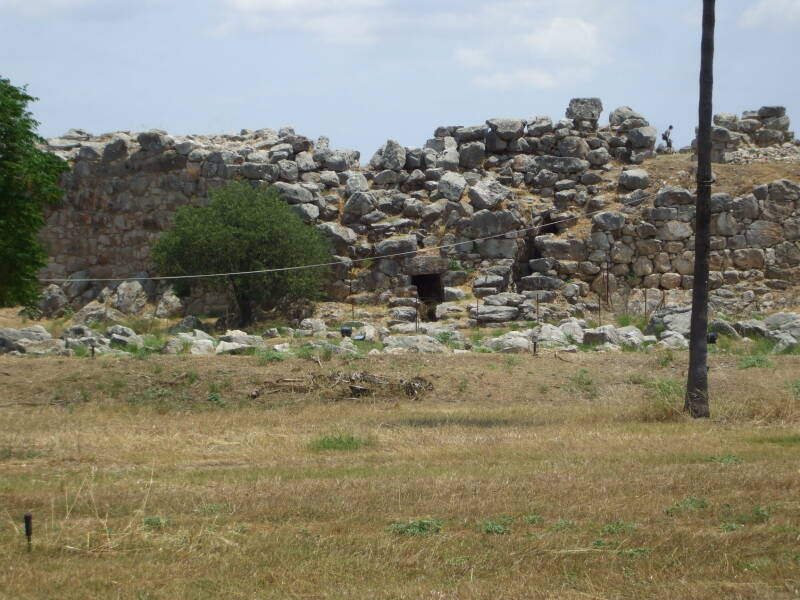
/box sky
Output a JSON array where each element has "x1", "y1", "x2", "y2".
[{"x1": 2, "y1": 0, "x2": 799, "y2": 158}]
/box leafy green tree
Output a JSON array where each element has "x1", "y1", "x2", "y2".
[
  {"x1": 0, "y1": 77, "x2": 68, "y2": 306},
  {"x1": 152, "y1": 181, "x2": 331, "y2": 326}
]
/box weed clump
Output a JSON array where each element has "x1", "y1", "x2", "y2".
[
  {"x1": 388, "y1": 519, "x2": 442, "y2": 535},
  {"x1": 481, "y1": 518, "x2": 512, "y2": 535},
  {"x1": 666, "y1": 496, "x2": 709, "y2": 515}
]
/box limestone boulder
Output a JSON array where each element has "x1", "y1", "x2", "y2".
[
  {"x1": 746, "y1": 221, "x2": 783, "y2": 248},
  {"x1": 482, "y1": 331, "x2": 533, "y2": 353},
  {"x1": 459, "y1": 142, "x2": 485, "y2": 169},
  {"x1": 343, "y1": 191, "x2": 376, "y2": 222},
  {"x1": 593, "y1": 211, "x2": 626, "y2": 231},
  {"x1": 438, "y1": 172, "x2": 467, "y2": 201},
  {"x1": 487, "y1": 118, "x2": 526, "y2": 140},
  {"x1": 389, "y1": 307, "x2": 417, "y2": 322},
  {"x1": 381, "y1": 140, "x2": 406, "y2": 171},
  {"x1": 647, "y1": 305, "x2": 692, "y2": 337},
  {"x1": 106, "y1": 324, "x2": 144, "y2": 348},
  {"x1": 619, "y1": 169, "x2": 649, "y2": 191},
  {"x1": 72, "y1": 301, "x2": 125, "y2": 326},
  {"x1": 468, "y1": 179, "x2": 512, "y2": 211},
  {"x1": 374, "y1": 234, "x2": 417, "y2": 258},
  {"x1": 11, "y1": 338, "x2": 68, "y2": 356},
  {"x1": 626, "y1": 126, "x2": 657, "y2": 148},
  {"x1": 383, "y1": 335, "x2": 447, "y2": 353},
  {"x1": 656, "y1": 331, "x2": 689, "y2": 350},
  {"x1": 38, "y1": 284, "x2": 69, "y2": 318},
  {"x1": 532, "y1": 324, "x2": 570, "y2": 347},
  {"x1": 468, "y1": 305, "x2": 519, "y2": 323},
  {"x1": 316, "y1": 223, "x2": 357, "y2": 254},
  {"x1": 658, "y1": 221, "x2": 693, "y2": 241},
  {"x1": 219, "y1": 329, "x2": 262, "y2": 346},
  {"x1": 583, "y1": 325, "x2": 622, "y2": 346},
  {"x1": 155, "y1": 289, "x2": 183, "y2": 318},
  {"x1": 483, "y1": 292, "x2": 525, "y2": 307},
  {"x1": 273, "y1": 181, "x2": 314, "y2": 204},
  {"x1": 110, "y1": 281, "x2": 147, "y2": 315},
  {"x1": 566, "y1": 98, "x2": 603, "y2": 122}
]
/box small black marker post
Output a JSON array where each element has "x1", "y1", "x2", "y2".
[{"x1": 24, "y1": 514, "x2": 32, "y2": 552}]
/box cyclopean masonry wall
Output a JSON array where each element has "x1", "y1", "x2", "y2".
[
  {"x1": 690, "y1": 106, "x2": 798, "y2": 163},
  {"x1": 38, "y1": 98, "x2": 800, "y2": 320}
]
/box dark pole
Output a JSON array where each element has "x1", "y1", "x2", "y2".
[
  {"x1": 24, "y1": 514, "x2": 32, "y2": 551},
  {"x1": 685, "y1": 0, "x2": 715, "y2": 418}
]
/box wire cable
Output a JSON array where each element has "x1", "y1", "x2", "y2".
[{"x1": 39, "y1": 186, "x2": 663, "y2": 284}]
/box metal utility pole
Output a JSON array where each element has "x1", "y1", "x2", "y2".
[{"x1": 685, "y1": 0, "x2": 715, "y2": 418}]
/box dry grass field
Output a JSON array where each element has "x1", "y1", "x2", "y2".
[{"x1": 1, "y1": 345, "x2": 799, "y2": 599}]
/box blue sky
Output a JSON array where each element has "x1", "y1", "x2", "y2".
[{"x1": 1, "y1": 0, "x2": 798, "y2": 157}]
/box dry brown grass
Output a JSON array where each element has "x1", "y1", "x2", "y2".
[
  {"x1": 1, "y1": 349, "x2": 799, "y2": 599},
  {"x1": 638, "y1": 153, "x2": 800, "y2": 198}
]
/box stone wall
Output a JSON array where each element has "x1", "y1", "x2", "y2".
[
  {"x1": 690, "y1": 105, "x2": 797, "y2": 163},
  {"x1": 38, "y1": 98, "x2": 800, "y2": 318}
]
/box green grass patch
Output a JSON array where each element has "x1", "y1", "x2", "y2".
[
  {"x1": 142, "y1": 516, "x2": 172, "y2": 531},
  {"x1": 615, "y1": 314, "x2": 648, "y2": 331},
  {"x1": 352, "y1": 339, "x2": 384, "y2": 354},
  {"x1": 666, "y1": 496, "x2": 709, "y2": 515},
  {"x1": 709, "y1": 455, "x2": 743, "y2": 465},
  {"x1": 549, "y1": 519, "x2": 576, "y2": 532},
  {"x1": 309, "y1": 434, "x2": 371, "y2": 452},
  {"x1": 600, "y1": 520, "x2": 638, "y2": 536},
  {"x1": 435, "y1": 331, "x2": 462, "y2": 349},
  {"x1": 252, "y1": 349, "x2": 286, "y2": 365},
  {"x1": 738, "y1": 355, "x2": 774, "y2": 369},
  {"x1": 0, "y1": 447, "x2": 42, "y2": 460},
  {"x1": 751, "y1": 434, "x2": 800, "y2": 446},
  {"x1": 481, "y1": 517, "x2": 512, "y2": 535},
  {"x1": 646, "y1": 378, "x2": 685, "y2": 400},
  {"x1": 566, "y1": 369, "x2": 598, "y2": 399},
  {"x1": 524, "y1": 514, "x2": 544, "y2": 525},
  {"x1": 388, "y1": 519, "x2": 443, "y2": 535},
  {"x1": 657, "y1": 350, "x2": 674, "y2": 367}
]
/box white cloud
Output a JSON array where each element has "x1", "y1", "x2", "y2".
[
  {"x1": 450, "y1": 9, "x2": 612, "y2": 91},
  {"x1": 454, "y1": 47, "x2": 493, "y2": 70},
  {"x1": 739, "y1": 0, "x2": 800, "y2": 28},
  {"x1": 524, "y1": 17, "x2": 603, "y2": 62},
  {"x1": 472, "y1": 68, "x2": 558, "y2": 90},
  {"x1": 220, "y1": 0, "x2": 388, "y2": 45}
]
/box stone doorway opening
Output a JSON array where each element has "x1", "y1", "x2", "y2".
[
  {"x1": 519, "y1": 216, "x2": 560, "y2": 279},
  {"x1": 411, "y1": 273, "x2": 444, "y2": 321}
]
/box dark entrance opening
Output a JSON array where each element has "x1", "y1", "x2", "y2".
[
  {"x1": 411, "y1": 273, "x2": 444, "y2": 321},
  {"x1": 517, "y1": 213, "x2": 561, "y2": 279}
]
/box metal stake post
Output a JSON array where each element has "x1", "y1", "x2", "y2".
[
  {"x1": 349, "y1": 266, "x2": 354, "y2": 322},
  {"x1": 24, "y1": 514, "x2": 32, "y2": 552}
]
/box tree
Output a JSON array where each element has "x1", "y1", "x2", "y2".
[
  {"x1": 152, "y1": 181, "x2": 331, "y2": 326},
  {"x1": 0, "y1": 77, "x2": 68, "y2": 307},
  {"x1": 685, "y1": 0, "x2": 715, "y2": 418}
]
